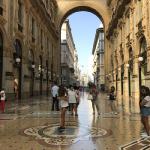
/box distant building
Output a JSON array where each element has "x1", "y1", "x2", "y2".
[
  {"x1": 92, "y1": 28, "x2": 105, "y2": 90},
  {"x1": 61, "y1": 19, "x2": 80, "y2": 86}
]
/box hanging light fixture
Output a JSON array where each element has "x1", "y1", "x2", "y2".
[
  {"x1": 126, "y1": 64, "x2": 130, "y2": 68},
  {"x1": 138, "y1": 56, "x2": 143, "y2": 62},
  {"x1": 15, "y1": 57, "x2": 21, "y2": 63}
]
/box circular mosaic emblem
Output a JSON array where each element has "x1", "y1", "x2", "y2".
[{"x1": 22, "y1": 122, "x2": 110, "y2": 146}]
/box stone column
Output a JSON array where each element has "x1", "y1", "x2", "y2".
[
  {"x1": 117, "y1": 67, "x2": 122, "y2": 111},
  {"x1": 123, "y1": 64, "x2": 130, "y2": 114},
  {"x1": 131, "y1": 57, "x2": 140, "y2": 113}
]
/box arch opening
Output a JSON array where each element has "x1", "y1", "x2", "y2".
[
  {"x1": 60, "y1": 7, "x2": 104, "y2": 88},
  {"x1": 59, "y1": 6, "x2": 105, "y2": 31}
]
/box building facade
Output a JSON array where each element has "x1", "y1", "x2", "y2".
[
  {"x1": 106, "y1": 0, "x2": 150, "y2": 113},
  {"x1": 92, "y1": 28, "x2": 105, "y2": 90},
  {"x1": 0, "y1": 0, "x2": 60, "y2": 99},
  {"x1": 74, "y1": 49, "x2": 80, "y2": 86},
  {"x1": 1, "y1": 0, "x2": 149, "y2": 114},
  {"x1": 61, "y1": 19, "x2": 76, "y2": 86}
]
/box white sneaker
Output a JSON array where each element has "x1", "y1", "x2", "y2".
[
  {"x1": 114, "y1": 112, "x2": 118, "y2": 115},
  {"x1": 141, "y1": 133, "x2": 150, "y2": 138}
]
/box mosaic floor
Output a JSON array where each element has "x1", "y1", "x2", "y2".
[{"x1": 0, "y1": 92, "x2": 149, "y2": 150}]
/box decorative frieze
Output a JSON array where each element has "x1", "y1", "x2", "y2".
[
  {"x1": 126, "y1": 33, "x2": 134, "y2": 48},
  {"x1": 106, "y1": 0, "x2": 131, "y2": 39},
  {"x1": 136, "y1": 19, "x2": 146, "y2": 39}
]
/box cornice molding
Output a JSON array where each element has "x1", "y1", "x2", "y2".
[
  {"x1": 0, "y1": 16, "x2": 7, "y2": 25},
  {"x1": 106, "y1": 0, "x2": 131, "y2": 39},
  {"x1": 30, "y1": 0, "x2": 58, "y2": 40},
  {"x1": 136, "y1": 19, "x2": 146, "y2": 39}
]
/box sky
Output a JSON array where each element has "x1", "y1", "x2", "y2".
[{"x1": 68, "y1": 11, "x2": 103, "y2": 76}]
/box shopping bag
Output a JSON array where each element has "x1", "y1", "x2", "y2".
[{"x1": 87, "y1": 94, "x2": 93, "y2": 100}]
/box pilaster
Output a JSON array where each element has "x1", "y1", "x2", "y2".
[
  {"x1": 123, "y1": 65, "x2": 130, "y2": 114},
  {"x1": 116, "y1": 67, "x2": 122, "y2": 110},
  {"x1": 131, "y1": 57, "x2": 140, "y2": 113}
]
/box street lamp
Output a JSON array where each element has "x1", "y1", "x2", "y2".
[
  {"x1": 31, "y1": 64, "x2": 35, "y2": 69},
  {"x1": 118, "y1": 67, "x2": 121, "y2": 71},
  {"x1": 16, "y1": 57, "x2": 21, "y2": 64},
  {"x1": 138, "y1": 56, "x2": 143, "y2": 62},
  {"x1": 126, "y1": 64, "x2": 130, "y2": 68}
]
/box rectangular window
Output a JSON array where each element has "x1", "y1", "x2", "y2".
[
  {"x1": 31, "y1": 17, "x2": 35, "y2": 42},
  {"x1": 0, "y1": 0, "x2": 3, "y2": 15},
  {"x1": 18, "y1": 0, "x2": 22, "y2": 24},
  {"x1": 0, "y1": 0, "x2": 3, "y2": 5},
  {"x1": 18, "y1": 0, "x2": 23, "y2": 32},
  {"x1": 41, "y1": 29, "x2": 43, "y2": 49}
]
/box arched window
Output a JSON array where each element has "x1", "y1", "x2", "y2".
[
  {"x1": 140, "y1": 37, "x2": 147, "y2": 53},
  {"x1": 0, "y1": 0, "x2": 3, "y2": 15},
  {"x1": 18, "y1": 0, "x2": 23, "y2": 32},
  {"x1": 28, "y1": 50, "x2": 34, "y2": 62},
  {"x1": 0, "y1": 0, "x2": 3, "y2": 5},
  {"x1": 18, "y1": 0, "x2": 23, "y2": 24},
  {"x1": 128, "y1": 47, "x2": 133, "y2": 72},
  {"x1": 15, "y1": 39, "x2": 22, "y2": 58},
  {"x1": 28, "y1": 49, "x2": 35, "y2": 69},
  {"x1": 140, "y1": 37, "x2": 147, "y2": 75}
]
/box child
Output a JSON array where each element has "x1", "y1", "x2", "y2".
[{"x1": 0, "y1": 89, "x2": 6, "y2": 113}]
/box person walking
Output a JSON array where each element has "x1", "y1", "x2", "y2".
[
  {"x1": 68, "y1": 86, "x2": 78, "y2": 116},
  {"x1": 0, "y1": 89, "x2": 6, "y2": 113},
  {"x1": 90, "y1": 84, "x2": 100, "y2": 116},
  {"x1": 13, "y1": 77, "x2": 18, "y2": 100},
  {"x1": 51, "y1": 81, "x2": 59, "y2": 111},
  {"x1": 140, "y1": 86, "x2": 150, "y2": 137},
  {"x1": 58, "y1": 85, "x2": 69, "y2": 131},
  {"x1": 75, "y1": 86, "x2": 80, "y2": 109},
  {"x1": 109, "y1": 86, "x2": 117, "y2": 115}
]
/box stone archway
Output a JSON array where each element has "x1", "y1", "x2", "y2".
[{"x1": 56, "y1": 0, "x2": 110, "y2": 31}]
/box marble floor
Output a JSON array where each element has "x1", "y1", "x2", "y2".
[{"x1": 0, "y1": 92, "x2": 149, "y2": 150}]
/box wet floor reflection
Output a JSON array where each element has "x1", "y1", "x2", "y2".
[{"x1": 0, "y1": 92, "x2": 146, "y2": 150}]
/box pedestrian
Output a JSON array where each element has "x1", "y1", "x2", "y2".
[
  {"x1": 140, "y1": 86, "x2": 150, "y2": 137},
  {"x1": 13, "y1": 77, "x2": 18, "y2": 99},
  {"x1": 0, "y1": 89, "x2": 6, "y2": 113},
  {"x1": 68, "y1": 86, "x2": 78, "y2": 116},
  {"x1": 89, "y1": 84, "x2": 100, "y2": 115},
  {"x1": 75, "y1": 86, "x2": 80, "y2": 109},
  {"x1": 109, "y1": 86, "x2": 117, "y2": 115},
  {"x1": 58, "y1": 85, "x2": 69, "y2": 131},
  {"x1": 51, "y1": 81, "x2": 59, "y2": 111}
]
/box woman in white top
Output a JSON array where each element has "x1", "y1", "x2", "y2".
[
  {"x1": 58, "y1": 85, "x2": 68, "y2": 131},
  {"x1": 68, "y1": 86, "x2": 78, "y2": 116}
]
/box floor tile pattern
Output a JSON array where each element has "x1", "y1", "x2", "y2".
[
  {"x1": 0, "y1": 93, "x2": 147, "y2": 150},
  {"x1": 22, "y1": 122, "x2": 110, "y2": 146},
  {"x1": 120, "y1": 138, "x2": 150, "y2": 150}
]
